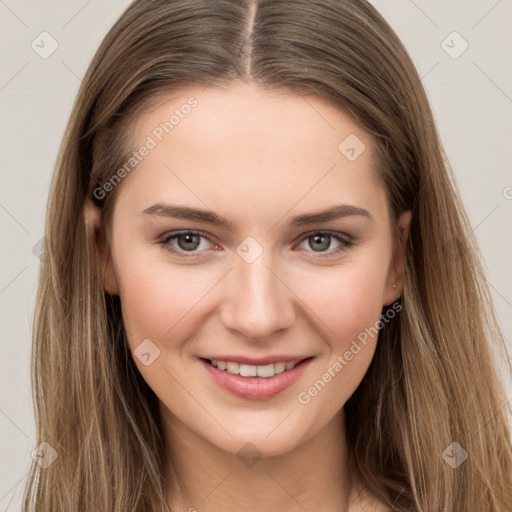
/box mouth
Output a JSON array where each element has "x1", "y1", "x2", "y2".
[
  {"x1": 199, "y1": 356, "x2": 314, "y2": 400},
  {"x1": 200, "y1": 357, "x2": 310, "y2": 378}
]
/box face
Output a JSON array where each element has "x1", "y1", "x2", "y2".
[{"x1": 97, "y1": 82, "x2": 410, "y2": 458}]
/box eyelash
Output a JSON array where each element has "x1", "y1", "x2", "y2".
[{"x1": 157, "y1": 230, "x2": 354, "y2": 259}]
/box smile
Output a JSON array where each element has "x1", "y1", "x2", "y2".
[
  {"x1": 199, "y1": 357, "x2": 314, "y2": 400},
  {"x1": 208, "y1": 359, "x2": 300, "y2": 378}
]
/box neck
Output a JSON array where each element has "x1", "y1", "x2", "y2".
[{"x1": 159, "y1": 405, "x2": 354, "y2": 512}]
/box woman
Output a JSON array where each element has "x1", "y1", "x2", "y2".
[{"x1": 23, "y1": 0, "x2": 512, "y2": 511}]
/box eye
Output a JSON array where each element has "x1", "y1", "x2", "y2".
[
  {"x1": 157, "y1": 230, "x2": 354, "y2": 259},
  {"x1": 158, "y1": 230, "x2": 216, "y2": 257},
  {"x1": 296, "y1": 231, "x2": 353, "y2": 257}
]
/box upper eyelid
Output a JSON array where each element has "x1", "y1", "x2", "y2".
[{"x1": 159, "y1": 229, "x2": 216, "y2": 244}]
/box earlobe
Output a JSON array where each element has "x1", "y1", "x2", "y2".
[
  {"x1": 101, "y1": 244, "x2": 120, "y2": 296},
  {"x1": 383, "y1": 209, "x2": 412, "y2": 305},
  {"x1": 84, "y1": 198, "x2": 120, "y2": 296}
]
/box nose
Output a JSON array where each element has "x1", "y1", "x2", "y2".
[{"x1": 220, "y1": 252, "x2": 296, "y2": 342}]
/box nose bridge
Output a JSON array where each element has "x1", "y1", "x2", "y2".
[{"x1": 221, "y1": 245, "x2": 295, "y2": 340}]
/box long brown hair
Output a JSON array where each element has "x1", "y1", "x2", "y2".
[{"x1": 23, "y1": 0, "x2": 512, "y2": 510}]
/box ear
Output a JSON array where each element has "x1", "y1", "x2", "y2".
[
  {"x1": 382, "y1": 209, "x2": 412, "y2": 306},
  {"x1": 84, "y1": 197, "x2": 120, "y2": 296}
]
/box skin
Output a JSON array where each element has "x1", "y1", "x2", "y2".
[{"x1": 87, "y1": 82, "x2": 411, "y2": 511}]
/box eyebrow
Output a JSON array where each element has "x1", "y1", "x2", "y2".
[{"x1": 140, "y1": 203, "x2": 373, "y2": 232}]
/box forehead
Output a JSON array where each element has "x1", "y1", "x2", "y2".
[
  {"x1": 132, "y1": 82, "x2": 369, "y2": 160},
  {"x1": 117, "y1": 83, "x2": 387, "y2": 222}
]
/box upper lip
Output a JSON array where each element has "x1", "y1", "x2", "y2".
[{"x1": 200, "y1": 355, "x2": 312, "y2": 366}]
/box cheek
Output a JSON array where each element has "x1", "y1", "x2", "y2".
[
  {"x1": 113, "y1": 239, "x2": 220, "y2": 346},
  {"x1": 291, "y1": 250, "x2": 390, "y2": 344},
  {"x1": 291, "y1": 250, "x2": 389, "y2": 416}
]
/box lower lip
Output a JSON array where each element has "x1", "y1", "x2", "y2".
[{"x1": 200, "y1": 357, "x2": 313, "y2": 400}]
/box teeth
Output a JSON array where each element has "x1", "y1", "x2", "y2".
[
  {"x1": 240, "y1": 364, "x2": 258, "y2": 377},
  {"x1": 274, "y1": 362, "x2": 286, "y2": 374},
  {"x1": 257, "y1": 364, "x2": 275, "y2": 378},
  {"x1": 226, "y1": 361, "x2": 239, "y2": 374},
  {"x1": 209, "y1": 359, "x2": 300, "y2": 378}
]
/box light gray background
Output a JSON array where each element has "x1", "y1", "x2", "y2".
[{"x1": 1, "y1": 1, "x2": 511, "y2": 509}]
